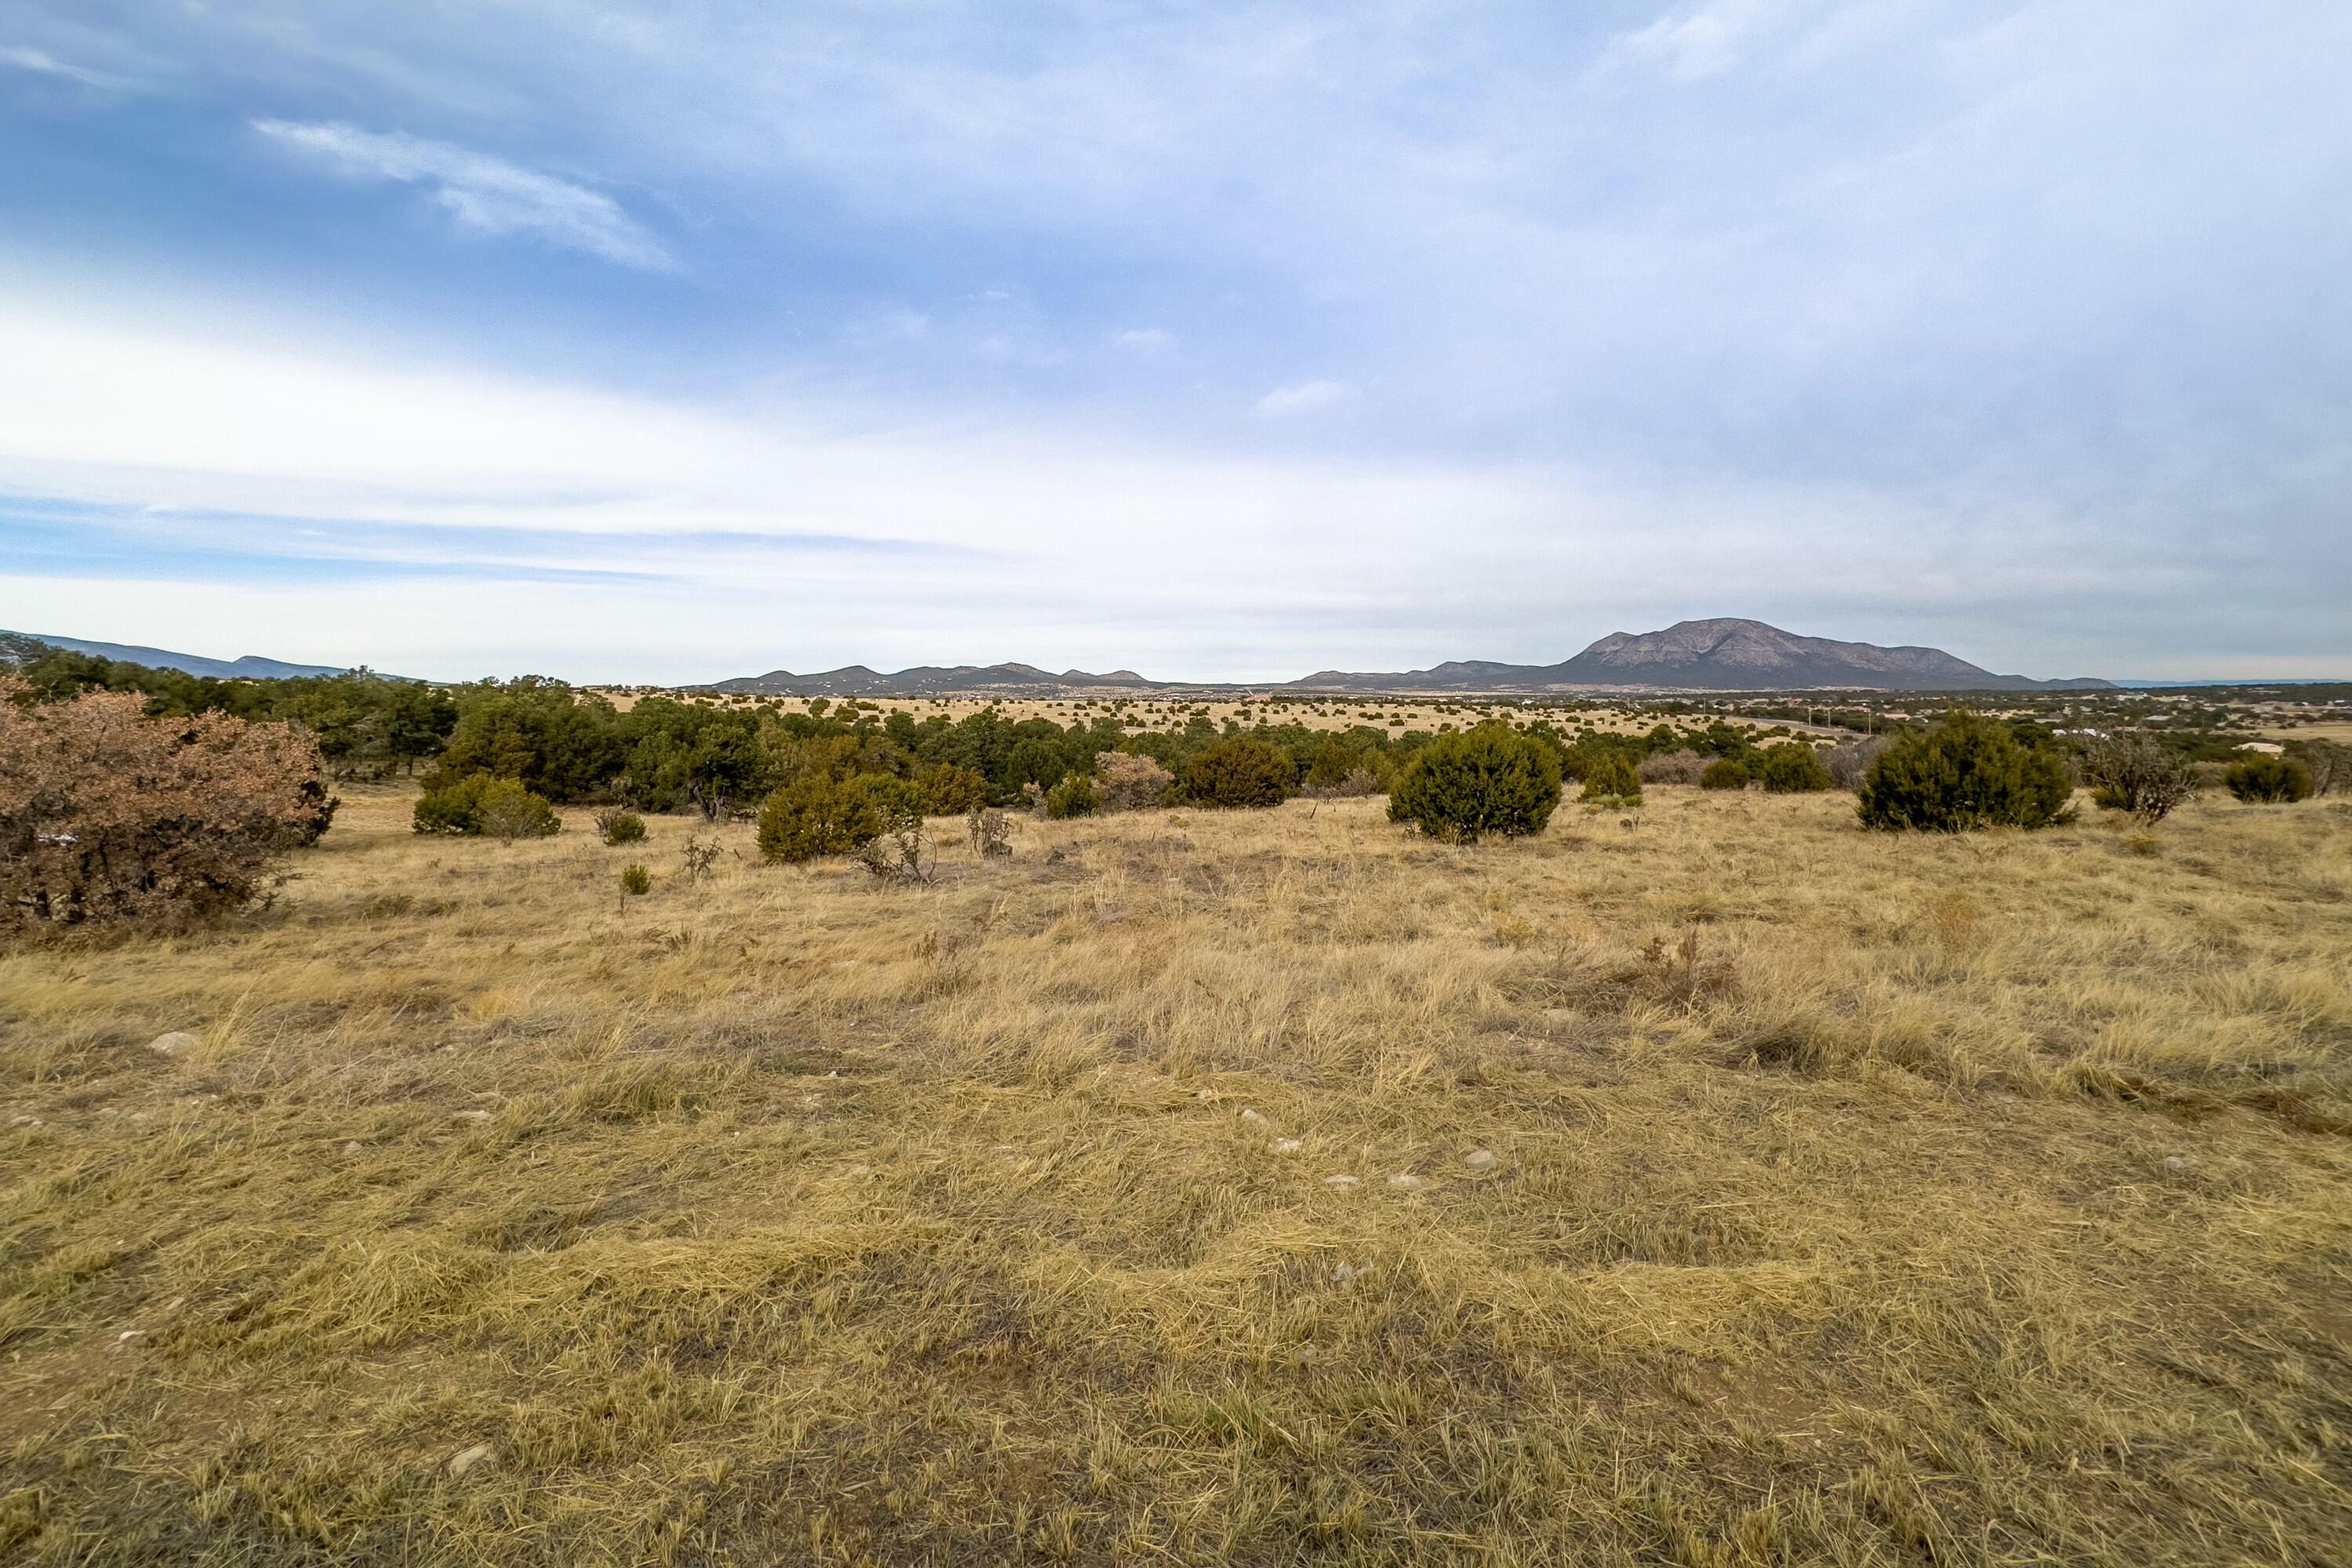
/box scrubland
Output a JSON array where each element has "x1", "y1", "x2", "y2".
[{"x1": 3, "y1": 786, "x2": 2350, "y2": 1565}]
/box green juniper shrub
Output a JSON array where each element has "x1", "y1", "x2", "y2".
[
  {"x1": 412, "y1": 773, "x2": 493, "y2": 835},
  {"x1": 1700, "y1": 757, "x2": 1751, "y2": 791},
  {"x1": 1755, "y1": 742, "x2": 1831, "y2": 794},
  {"x1": 1044, "y1": 772, "x2": 1098, "y2": 818},
  {"x1": 475, "y1": 778, "x2": 563, "y2": 843},
  {"x1": 619, "y1": 862, "x2": 652, "y2": 896},
  {"x1": 1387, "y1": 723, "x2": 1562, "y2": 844},
  {"x1": 2224, "y1": 753, "x2": 2314, "y2": 804},
  {"x1": 1577, "y1": 753, "x2": 1642, "y2": 808},
  {"x1": 1857, "y1": 713, "x2": 2076, "y2": 831},
  {"x1": 1178, "y1": 737, "x2": 1297, "y2": 808},
  {"x1": 597, "y1": 808, "x2": 647, "y2": 845},
  {"x1": 757, "y1": 772, "x2": 898, "y2": 863},
  {"x1": 920, "y1": 763, "x2": 989, "y2": 816}
]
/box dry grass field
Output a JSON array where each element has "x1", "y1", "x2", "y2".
[{"x1": 4, "y1": 786, "x2": 2350, "y2": 1565}]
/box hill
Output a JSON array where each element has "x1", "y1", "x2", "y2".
[
  {"x1": 1291, "y1": 618, "x2": 2114, "y2": 692},
  {"x1": 706, "y1": 620, "x2": 2113, "y2": 697},
  {"x1": 5, "y1": 630, "x2": 368, "y2": 681}
]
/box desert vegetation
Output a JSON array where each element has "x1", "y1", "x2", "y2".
[{"x1": 5, "y1": 648, "x2": 2350, "y2": 1564}]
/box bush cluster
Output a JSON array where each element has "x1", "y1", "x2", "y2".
[
  {"x1": 2079, "y1": 733, "x2": 2199, "y2": 822},
  {"x1": 1577, "y1": 753, "x2": 1642, "y2": 808},
  {"x1": 597, "y1": 809, "x2": 647, "y2": 845},
  {"x1": 1700, "y1": 757, "x2": 1750, "y2": 790},
  {"x1": 1755, "y1": 742, "x2": 1831, "y2": 794},
  {"x1": 2224, "y1": 753, "x2": 2313, "y2": 804},
  {"x1": 414, "y1": 774, "x2": 561, "y2": 840},
  {"x1": 1857, "y1": 715, "x2": 2075, "y2": 832},
  {"x1": 1178, "y1": 738, "x2": 1296, "y2": 808},
  {"x1": 2, "y1": 682, "x2": 336, "y2": 926},
  {"x1": 1388, "y1": 724, "x2": 1562, "y2": 843}
]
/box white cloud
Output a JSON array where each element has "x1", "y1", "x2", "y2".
[
  {"x1": 1600, "y1": 0, "x2": 1792, "y2": 81},
  {"x1": 1112, "y1": 328, "x2": 1171, "y2": 351},
  {"x1": 1254, "y1": 379, "x2": 1351, "y2": 416},
  {"x1": 0, "y1": 45, "x2": 126, "y2": 89},
  {"x1": 252, "y1": 120, "x2": 671, "y2": 270}
]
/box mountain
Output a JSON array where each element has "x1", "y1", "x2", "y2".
[
  {"x1": 702, "y1": 662, "x2": 1160, "y2": 696},
  {"x1": 1286, "y1": 619, "x2": 2113, "y2": 693},
  {"x1": 4, "y1": 631, "x2": 377, "y2": 681}
]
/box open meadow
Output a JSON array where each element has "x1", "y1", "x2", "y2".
[{"x1": 5, "y1": 786, "x2": 2350, "y2": 1565}]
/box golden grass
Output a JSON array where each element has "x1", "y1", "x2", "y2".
[{"x1": 4, "y1": 787, "x2": 2350, "y2": 1564}]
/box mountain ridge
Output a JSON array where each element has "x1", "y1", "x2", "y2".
[
  {"x1": 702, "y1": 620, "x2": 2114, "y2": 695},
  {"x1": 2, "y1": 631, "x2": 380, "y2": 682}
]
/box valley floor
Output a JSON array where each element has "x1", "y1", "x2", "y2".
[{"x1": 3, "y1": 787, "x2": 2350, "y2": 1565}]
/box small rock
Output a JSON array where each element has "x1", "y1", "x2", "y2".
[
  {"x1": 447, "y1": 1443, "x2": 495, "y2": 1479},
  {"x1": 1387, "y1": 1173, "x2": 1425, "y2": 1192},
  {"x1": 2163, "y1": 1155, "x2": 2193, "y2": 1174},
  {"x1": 149, "y1": 1031, "x2": 198, "y2": 1058},
  {"x1": 1463, "y1": 1149, "x2": 1500, "y2": 1173},
  {"x1": 1239, "y1": 1109, "x2": 1267, "y2": 1125},
  {"x1": 1273, "y1": 1138, "x2": 1303, "y2": 1154},
  {"x1": 343, "y1": 1141, "x2": 363, "y2": 1155},
  {"x1": 1323, "y1": 1174, "x2": 1360, "y2": 1190}
]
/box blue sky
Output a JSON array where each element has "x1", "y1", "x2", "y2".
[{"x1": 2, "y1": 1, "x2": 2347, "y2": 683}]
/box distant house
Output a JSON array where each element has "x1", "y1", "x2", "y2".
[{"x1": 2235, "y1": 741, "x2": 2285, "y2": 754}]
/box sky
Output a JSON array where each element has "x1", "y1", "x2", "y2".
[{"x1": 2, "y1": 1, "x2": 2347, "y2": 684}]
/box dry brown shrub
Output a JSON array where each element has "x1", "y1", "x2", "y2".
[
  {"x1": 1821, "y1": 734, "x2": 1891, "y2": 790},
  {"x1": 1636, "y1": 749, "x2": 1709, "y2": 785},
  {"x1": 0, "y1": 681, "x2": 334, "y2": 927},
  {"x1": 1094, "y1": 751, "x2": 1174, "y2": 811}
]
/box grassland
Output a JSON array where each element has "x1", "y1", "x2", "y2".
[{"x1": 3, "y1": 786, "x2": 2350, "y2": 1565}]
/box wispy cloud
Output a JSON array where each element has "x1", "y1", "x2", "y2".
[
  {"x1": 1112, "y1": 328, "x2": 1171, "y2": 351},
  {"x1": 0, "y1": 45, "x2": 129, "y2": 90},
  {"x1": 1599, "y1": 0, "x2": 1791, "y2": 81},
  {"x1": 1254, "y1": 379, "x2": 1351, "y2": 417},
  {"x1": 252, "y1": 120, "x2": 671, "y2": 270}
]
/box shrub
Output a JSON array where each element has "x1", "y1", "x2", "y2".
[
  {"x1": 2288, "y1": 738, "x2": 2348, "y2": 796},
  {"x1": 1577, "y1": 753, "x2": 1642, "y2": 808},
  {"x1": 597, "y1": 808, "x2": 647, "y2": 844},
  {"x1": 1178, "y1": 738, "x2": 1295, "y2": 808},
  {"x1": 1387, "y1": 723, "x2": 1562, "y2": 843},
  {"x1": 415, "y1": 774, "x2": 559, "y2": 840},
  {"x1": 1, "y1": 682, "x2": 335, "y2": 926},
  {"x1": 2224, "y1": 753, "x2": 2314, "y2": 804},
  {"x1": 1094, "y1": 752, "x2": 1174, "y2": 811},
  {"x1": 477, "y1": 779, "x2": 562, "y2": 842},
  {"x1": 619, "y1": 862, "x2": 652, "y2": 896},
  {"x1": 1636, "y1": 749, "x2": 1708, "y2": 786},
  {"x1": 758, "y1": 774, "x2": 874, "y2": 862},
  {"x1": 1857, "y1": 714, "x2": 2076, "y2": 831},
  {"x1": 1699, "y1": 758, "x2": 1751, "y2": 791},
  {"x1": 1305, "y1": 739, "x2": 1385, "y2": 796},
  {"x1": 1044, "y1": 773, "x2": 1098, "y2": 818},
  {"x1": 967, "y1": 803, "x2": 1012, "y2": 858},
  {"x1": 2079, "y1": 733, "x2": 2198, "y2": 822},
  {"x1": 920, "y1": 763, "x2": 989, "y2": 816},
  {"x1": 1820, "y1": 736, "x2": 1891, "y2": 790},
  {"x1": 1755, "y1": 743, "x2": 1831, "y2": 794}
]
